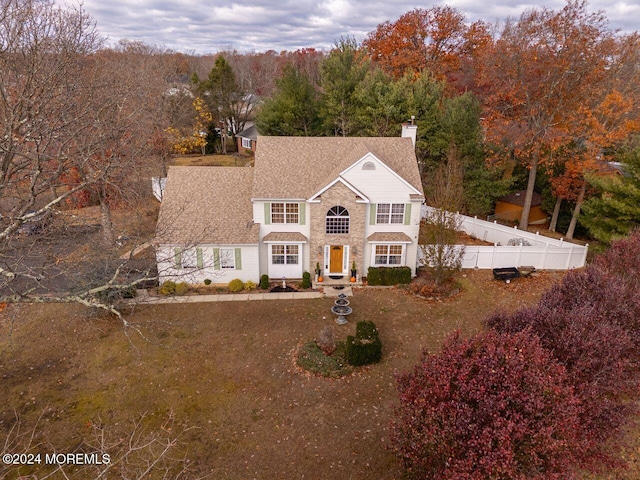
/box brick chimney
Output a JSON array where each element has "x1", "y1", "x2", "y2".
[{"x1": 401, "y1": 116, "x2": 417, "y2": 147}]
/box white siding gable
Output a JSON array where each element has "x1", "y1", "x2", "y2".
[{"x1": 340, "y1": 152, "x2": 421, "y2": 203}]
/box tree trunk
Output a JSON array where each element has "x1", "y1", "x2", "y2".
[
  {"x1": 99, "y1": 187, "x2": 115, "y2": 245},
  {"x1": 519, "y1": 154, "x2": 539, "y2": 229},
  {"x1": 566, "y1": 182, "x2": 586, "y2": 240},
  {"x1": 550, "y1": 197, "x2": 562, "y2": 232}
]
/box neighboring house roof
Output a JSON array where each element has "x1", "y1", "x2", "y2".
[
  {"x1": 156, "y1": 166, "x2": 259, "y2": 245},
  {"x1": 237, "y1": 124, "x2": 258, "y2": 141},
  {"x1": 252, "y1": 136, "x2": 423, "y2": 199},
  {"x1": 498, "y1": 190, "x2": 543, "y2": 207}
]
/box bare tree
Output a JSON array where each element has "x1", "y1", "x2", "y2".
[
  {"x1": 0, "y1": 0, "x2": 163, "y2": 324},
  {"x1": 420, "y1": 145, "x2": 466, "y2": 285}
]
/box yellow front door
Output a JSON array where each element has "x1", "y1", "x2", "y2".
[{"x1": 329, "y1": 246, "x2": 343, "y2": 273}]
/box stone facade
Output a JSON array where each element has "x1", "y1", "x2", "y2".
[{"x1": 309, "y1": 182, "x2": 366, "y2": 277}]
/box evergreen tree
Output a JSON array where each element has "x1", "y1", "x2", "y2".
[
  {"x1": 319, "y1": 37, "x2": 370, "y2": 136},
  {"x1": 582, "y1": 146, "x2": 640, "y2": 243},
  {"x1": 255, "y1": 64, "x2": 320, "y2": 136}
]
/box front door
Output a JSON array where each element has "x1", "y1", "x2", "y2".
[{"x1": 329, "y1": 246, "x2": 343, "y2": 273}]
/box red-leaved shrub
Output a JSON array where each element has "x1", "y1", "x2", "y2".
[
  {"x1": 486, "y1": 266, "x2": 640, "y2": 462},
  {"x1": 391, "y1": 330, "x2": 582, "y2": 480}
]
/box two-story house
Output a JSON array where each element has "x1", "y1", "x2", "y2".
[{"x1": 155, "y1": 125, "x2": 424, "y2": 285}]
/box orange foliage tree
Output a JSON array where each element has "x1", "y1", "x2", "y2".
[
  {"x1": 363, "y1": 6, "x2": 491, "y2": 89},
  {"x1": 476, "y1": 0, "x2": 632, "y2": 229}
]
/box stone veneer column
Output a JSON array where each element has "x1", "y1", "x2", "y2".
[{"x1": 309, "y1": 182, "x2": 365, "y2": 276}]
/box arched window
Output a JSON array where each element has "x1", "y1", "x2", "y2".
[
  {"x1": 326, "y1": 206, "x2": 349, "y2": 234},
  {"x1": 362, "y1": 161, "x2": 376, "y2": 170}
]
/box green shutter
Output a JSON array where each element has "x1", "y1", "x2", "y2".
[
  {"x1": 404, "y1": 203, "x2": 412, "y2": 225},
  {"x1": 213, "y1": 248, "x2": 220, "y2": 270},
  {"x1": 196, "y1": 248, "x2": 203, "y2": 269},
  {"x1": 234, "y1": 248, "x2": 242, "y2": 270},
  {"x1": 173, "y1": 247, "x2": 182, "y2": 268},
  {"x1": 299, "y1": 203, "x2": 305, "y2": 225},
  {"x1": 370, "y1": 204, "x2": 377, "y2": 225},
  {"x1": 264, "y1": 203, "x2": 271, "y2": 225}
]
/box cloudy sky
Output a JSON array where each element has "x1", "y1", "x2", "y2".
[{"x1": 58, "y1": 0, "x2": 639, "y2": 54}]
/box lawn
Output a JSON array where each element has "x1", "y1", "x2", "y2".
[{"x1": 1, "y1": 270, "x2": 635, "y2": 479}]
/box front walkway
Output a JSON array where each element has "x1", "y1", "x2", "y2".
[{"x1": 130, "y1": 287, "x2": 344, "y2": 304}]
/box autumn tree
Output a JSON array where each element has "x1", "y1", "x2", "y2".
[
  {"x1": 391, "y1": 329, "x2": 583, "y2": 479},
  {"x1": 363, "y1": 6, "x2": 490, "y2": 88},
  {"x1": 477, "y1": 1, "x2": 617, "y2": 228}
]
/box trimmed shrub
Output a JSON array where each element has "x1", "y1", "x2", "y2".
[
  {"x1": 244, "y1": 280, "x2": 256, "y2": 290},
  {"x1": 158, "y1": 280, "x2": 176, "y2": 295},
  {"x1": 301, "y1": 271, "x2": 312, "y2": 289},
  {"x1": 175, "y1": 282, "x2": 189, "y2": 295},
  {"x1": 367, "y1": 266, "x2": 411, "y2": 285},
  {"x1": 391, "y1": 330, "x2": 583, "y2": 480},
  {"x1": 228, "y1": 279, "x2": 244, "y2": 292},
  {"x1": 259, "y1": 274, "x2": 270, "y2": 290},
  {"x1": 346, "y1": 321, "x2": 382, "y2": 366},
  {"x1": 203, "y1": 278, "x2": 212, "y2": 285}
]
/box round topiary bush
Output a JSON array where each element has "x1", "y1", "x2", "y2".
[
  {"x1": 228, "y1": 278, "x2": 244, "y2": 292},
  {"x1": 203, "y1": 278, "x2": 212, "y2": 286},
  {"x1": 259, "y1": 274, "x2": 270, "y2": 290}
]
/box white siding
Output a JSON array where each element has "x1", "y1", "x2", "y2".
[
  {"x1": 254, "y1": 199, "x2": 311, "y2": 277},
  {"x1": 341, "y1": 153, "x2": 420, "y2": 203},
  {"x1": 157, "y1": 244, "x2": 260, "y2": 285}
]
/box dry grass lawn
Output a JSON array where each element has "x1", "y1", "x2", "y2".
[{"x1": 1, "y1": 270, "x2": 637, "y2": 479}]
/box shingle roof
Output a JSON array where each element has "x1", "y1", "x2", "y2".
[
  {"x1": 252, "y1": 136, "x2": 423, "y2": 199},
  {"x1": 262, "y1": 232, "x2": 308, "y2": 242},
  {"x1": 498, "y1": 190, "x2": 542, "y2": 207},
  {"x1": 367, "y1": 232, "x2": 413, "y2": 243},
  {"x1": 156, "y1": 166, "x2": 259, "y2": 245}
]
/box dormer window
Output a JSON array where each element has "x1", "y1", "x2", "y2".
[{"x1": 326, "y1": 206, "x2": 349, "y2": 234}]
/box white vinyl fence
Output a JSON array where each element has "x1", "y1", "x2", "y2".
[{"x1": 419, "y1": 206, "x2": 588, "y2": 270}]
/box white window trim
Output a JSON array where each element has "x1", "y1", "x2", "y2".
[
  {"x1": 373, "y1": 244, "x2": 405, "y2": 266},
  {"x1": 270, "y1": 244, "x2": 300, "y2": 265},
  {"x1": 376, "y1": 203, "x2": 405, "y2": 224},
  {"x1": 220, "y1": 248, "x2": 235, "y2": 269},
  {"x1": 241, "y1": 137, "x2": 252, "y2": 149},
  {"x1": 271, "y1": 202, "x2": 299, "y2": 224},
  {"x1": 325, "y1": 206, "x2": 350, "y2": 234},
  {"x1": 182, "y1": 248, "x2": 197, "y2": 269}
]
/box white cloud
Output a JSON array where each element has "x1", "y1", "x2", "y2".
[{"x1": 55, "y1": 0, "x2": 640, "y2": 54}]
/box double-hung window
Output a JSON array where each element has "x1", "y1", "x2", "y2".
[
  {"x1": 219, "y1": 248, "x2": 235, "y2": 269},
  {"x1": 374, "y1": 245, "x2": 403, "y2": 265},
  {"x1": 376, "y1": 203, "x2": 405, "y2": 224},
  {"x1": 271, "y1": 245, "x2": 299, "y2": 264},
  {"x1": 271, "y1": 203, "x2": 299, "y2": 224},
  {"x1": 241, "y1": 137, "x2": 252, "y2": 149}
]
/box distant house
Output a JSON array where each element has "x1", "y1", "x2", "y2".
[
  {"x1": 494, "y1": 190, "x2": 548, "y2": 226},
  {"x1": 155, "y1": 124, "x2": 425, "y2": 284},
  {"x1": 236, "y1": 124, "x2": 258, "y2": 154}
]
